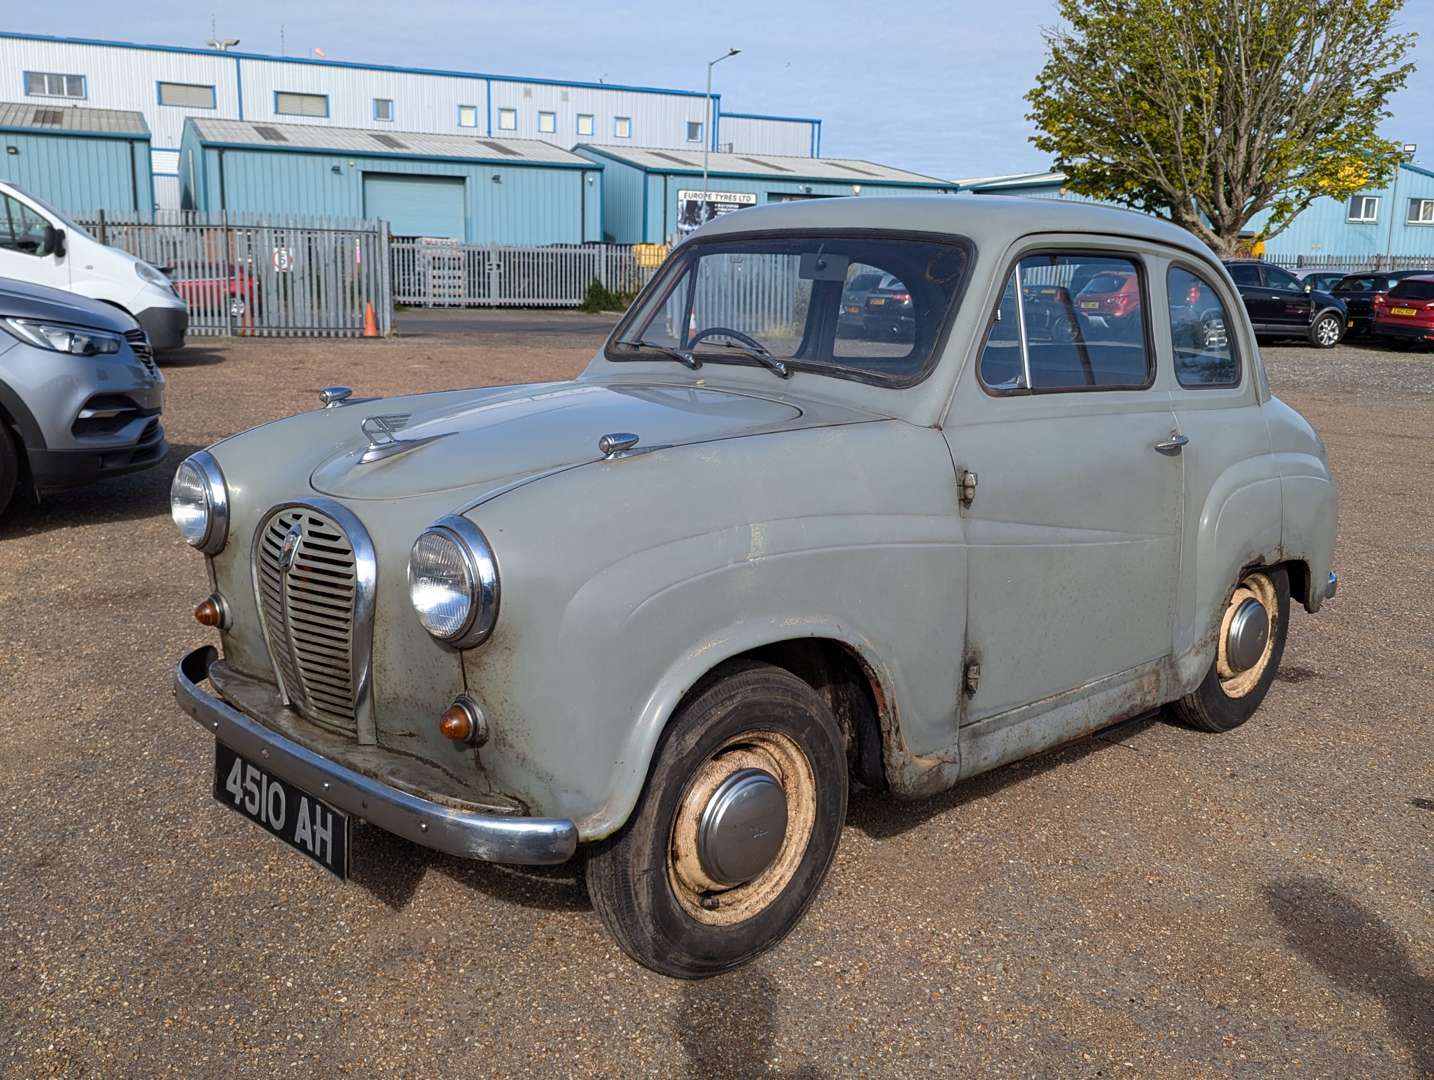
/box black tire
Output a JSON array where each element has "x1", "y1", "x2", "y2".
[
  {"x1": 585, "y1": 660, "x2": 848, "y2": 978},
  {"x1": 0, "y1": 424, "x2": 17, "y2": 520},
  {"x1": 1309, "y1": 311, "x2": 1343, "y2": 349},
  {"x1": 1171, "y1": 566, "x2": 1290, "y2": 733}
]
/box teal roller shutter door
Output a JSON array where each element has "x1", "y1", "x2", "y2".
[{"x1": 362, "y1": 173, "x2": 467, "y2": 239}]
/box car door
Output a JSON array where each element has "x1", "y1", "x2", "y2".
[
  {"x1": 0, "y1": 191, "x2": 69, "y2": 291},
  {"x1": 1261, "y1": 264, "x2": 1313, "y2": 330},
  {"x1": 1224, "y1": 262, "x2": 1270, "y2": 329},
  {"x1": 943, "y1": 246, "x2": 1182, "y2": 730},
  {"x1": 1162, "y1": 261, "x2": 1282, "y2": 654}
]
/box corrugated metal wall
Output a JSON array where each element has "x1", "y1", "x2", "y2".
[
  {"x1": 1, "y1": 34, "x2": 819, "y2": 214},
  {"x1": 0, "y1": 129, "x2": 152, "y2": 216},
  {"x1": 184, "y1": 141, "x2": 599, "y2": 244},
  {"x1": 717, "y1": 114, "x2": 818, "y2": 157},
  {"x1": 1256, "y1": 166, "x2": 1434, "y2": 258}
]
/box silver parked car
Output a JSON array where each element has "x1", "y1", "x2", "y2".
[
  {"x1": 170, "y1": 197, "x2": 1338, "y2": 978},
  {"x1": 0, "y1": 278, "x2": 167, "y2": 518}
]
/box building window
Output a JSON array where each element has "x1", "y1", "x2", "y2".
[
  {"x1": 614, "y1": 116, "x2": 632, "y2": 139},
  {"x1": 538, "y1": 110, "x2": 557, "y2": 133},
  {"x1": 275, "y1": 91, "x2": 328, "y2": 117},
  {"x1": 457, "y1": 105, "x2": 479, "y2": 128},
  {"x1": 687, "y1": 121, "x2": 703, "y2": 143},
  {"x1": 157, "y1": 81, "x2": 216, "y2": 109},
  {"x1": 24, "y1": 71, "x2": 85, "y2": 99},
  {"x1": 576, "y1": 114, "x2": 595, "y2": 137},
  {"x1": 1347, "y1": 195, "x2": 1380, "y2": 223},
  {"x1": 497, "y1": 107, "x2": 518, "y2": 131},
  {"x1": 1408, "y1": 198, "x2": 1434, "y2": 225},
  {"x1": 373, "y1": 98, "x2": 394, "y2": 122}
]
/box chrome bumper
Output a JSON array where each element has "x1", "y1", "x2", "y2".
[{"x1": 174, "y1": 646, "x2": 578, "y2": 865}]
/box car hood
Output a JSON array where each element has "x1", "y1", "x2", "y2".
[
  {"x1": 0, "y1": 276, "x2": 137, "y2": 331},
  {"x1": 309, "y1": 380, "x2": 847, "y2": 501}
]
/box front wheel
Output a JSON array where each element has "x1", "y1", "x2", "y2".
[
  {"x1": 0, "y1": 423, "x2": 17, "y2": 519},
  {"x1": 1310, "y1": 312, "x2": 1343, "y2": 348},
  {"x1": 1170, "y1": 566, "x2": 1289, "y2": 733},
  {"x1": 585, "y1": 661, "x2": 848, "y2": 978}
]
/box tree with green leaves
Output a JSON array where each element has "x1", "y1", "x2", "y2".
[{"x1": 1025, "y1": 0, "x2": 1416, "y2": 256}]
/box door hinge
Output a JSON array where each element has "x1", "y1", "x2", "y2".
[
  {"x1": 957, "y1": 468, "x2": 978, "y2": 508},
  {"x1": 963, "y1": 661, "x2": 981, "y2": 695}
]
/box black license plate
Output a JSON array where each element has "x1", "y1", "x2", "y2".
[{"x1": 213, "y1": 743, "x2": 349, "y2": 879}]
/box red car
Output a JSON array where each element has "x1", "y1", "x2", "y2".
[
  {"x1": 169, "y1": 264, "x2": 260, "y2": 322},
  {"x1": 1372, "y1": 274, "x2": 1434, "y2": 346},
  {"x1": 1074, "y1": 269, "x2": 1142, "y2": 337}
]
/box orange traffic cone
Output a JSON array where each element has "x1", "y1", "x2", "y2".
[{"x1": 362, "y1": 302, "x2": 380, "y2": 338}]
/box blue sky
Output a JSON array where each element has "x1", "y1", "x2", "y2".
[{"x1": 11, "y1": 1, "x2": 1432, "y2": 180}]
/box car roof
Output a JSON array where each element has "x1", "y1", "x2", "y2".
[{"x1": 688, "y1": 194, "x2": 1218, "y2": 260}]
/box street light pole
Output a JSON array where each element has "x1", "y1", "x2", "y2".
[{"x1": 701, "y1": 48, "x2": 740, "y2": 217}]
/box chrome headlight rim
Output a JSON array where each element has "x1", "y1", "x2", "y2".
[
  {"x1": 171, "y1": 449, "x2": 229, "y2": 555},
  {"x1": 408, "y1": 514, "x2": 500, "y2": 650}
]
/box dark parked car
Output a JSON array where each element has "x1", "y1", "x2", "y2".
[
  {"x1": 1332, "y1": 270, "x2": 1429, "y2": 336},
  {"x1": 1222, "y1": 259, "x2": 1346, "y2": 348},
  {"x1": 1291, "y1": 268, "x2": 1346, "y2": 294},
  {"x1": 837, "y1": 270, "x2": 885, "y2": 338},
  {"x1": 1372, "y1": 275, "x2": 1434, "y2": 346},
  {"x1": 861, "y1": 273, "x2": 916, "y2": 340}
]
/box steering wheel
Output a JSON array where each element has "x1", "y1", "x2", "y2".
[{"x1": 688, "y1": 326, "x2": 769, "y2": 353}]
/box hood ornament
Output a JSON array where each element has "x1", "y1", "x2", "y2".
[
  {"x1": 598, "y1": 432, "x2": 640, "y2": 458},
  {"x1": 358, "y1": 413, "x2": 452, "y2": 464}
]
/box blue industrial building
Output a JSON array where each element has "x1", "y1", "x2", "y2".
[
  {"x1": 0, "y1": 101, "x2": 153, "y2": 216},
  {"x1": 180, "y1": 117, "x2": 601, "y2": 244},
  {"x1": 574, "y1": 145, "x2": 957, "y2": 244},
  {"x1": 959, "y1": 163, "x2": 1434, "y2": 260}
]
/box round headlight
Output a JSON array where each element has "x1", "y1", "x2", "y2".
[
  {"x1": 170, "y1": 450, "x2": 228, "y2": 554},
  {"x1": 408, "y1": 516, "x2": 500, "y2": 649}
]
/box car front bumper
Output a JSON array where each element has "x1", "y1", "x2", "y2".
[
  {"x1": 28, "y1": 418, "x2": 168, "y2": 491},
  {"x1": 174, "y1": 646, "x2": 579, "y2": 865},
  {"x1": 135, "y1": 303, "x2": 188, "y2": 351}
]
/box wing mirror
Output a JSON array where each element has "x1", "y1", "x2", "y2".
[
  {"x1": 39, "y1": 225, "x2": 66, "y2": 259},
  {"x1": 1303, "y1": 282, "x2": 1312, "y2": 294}
]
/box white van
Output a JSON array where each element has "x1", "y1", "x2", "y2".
[{"x1": 0, "y1": 181, "x2": 187, "y2": 351}]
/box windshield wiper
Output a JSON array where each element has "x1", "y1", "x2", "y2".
[
  {"x1": 696, "y1": 339, "x2": 791, "y2": 379},
  {"x1": 613, "y1": 338, "x2": 701, "y2": 370}
]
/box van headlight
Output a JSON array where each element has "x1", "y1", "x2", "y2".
[
  {"x1": 171, "y1": 450, "x2": 229, "y2": 554},
  {"x1": 408, "y1": 516, "x2": 500, "y2": 649},
  {"x1": 134, "y1": 260, "x2": 171, "y2": 289}
]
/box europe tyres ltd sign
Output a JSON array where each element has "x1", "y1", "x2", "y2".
[{"x1": 677, "y1": 190, "x2": 758, "y2": 233}]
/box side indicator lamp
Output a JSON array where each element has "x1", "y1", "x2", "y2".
[
  {"x1": 439, "y1": 695, "x2": 489, "y2": 746},
  {"x1": 194, "y1": 594, "x2": 229, "y2": 629}
]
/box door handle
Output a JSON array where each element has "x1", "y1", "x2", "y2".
[{"x1": 1154, "y1": 433, "x2": 1190, "y2": 453}]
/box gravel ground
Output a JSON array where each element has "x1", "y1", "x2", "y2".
[{"x1": 0, "y1": 313, "x2": 1430, "y2": 1078}]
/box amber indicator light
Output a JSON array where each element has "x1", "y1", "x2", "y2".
[
  {"x1": 194, "y1": 597, "x2": 222, "y2": 627},
  {"x1": 439, "y1": 704, "x2": 473, "y2": 742}
]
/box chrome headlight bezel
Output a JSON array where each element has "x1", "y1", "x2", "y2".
[
  {"x1": 408, "y1": 515, "x2": 500, "y2": 650},
  {"x1": 171, "y1": 450, "x2": 229, "y2": 555}
]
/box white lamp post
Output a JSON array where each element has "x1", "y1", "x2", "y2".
[{"x1": 701, "y1": 48, "x2": 741, "y2": 218}]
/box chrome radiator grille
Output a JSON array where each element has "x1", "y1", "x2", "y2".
[{"x1": 254, "y1": 504, "x2": 367, "y2": 737}]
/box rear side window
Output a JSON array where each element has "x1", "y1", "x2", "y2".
[
  {"x1": 1168, "y1": 266, "x2": 1240, "y2": 388},
  {"x1": 978, "y1": 253, "x2": 1152, "y2": 393},
  {"x1": 1390, "y1": 279, "x2": 1434, "y2": 301},
  {"x1": 1227, "y1": 264, "x2": 1262, "y2": 287}
]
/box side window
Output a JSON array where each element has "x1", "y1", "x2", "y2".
[
  {"x1": 1266, "y1": 266, "x2": 1302, "y2": 292},
  {"x1": 978, "y1": 253, "x2": 1152, "y2": 392},
  {"x1": 1227, "y1": 264, "x2": 1262, "y2": 287},
  {"x1": 0, "y1": 194, "x2": 49, "y2": 256},
  {"x1": 1168, "y1": 266, "x2": 1240, "y2": 388}
]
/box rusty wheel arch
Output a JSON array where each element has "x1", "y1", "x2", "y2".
[{"x1": 674, "y1": 638, "x2": 893, "y2": 793}]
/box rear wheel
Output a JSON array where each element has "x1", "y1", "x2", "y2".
[
  {"x1": 585, "y1": 661, "x2": 848, "y2": 978},
  {"x1": 1310, "y1": 312, "x2": 1343, "y2": 348},
  {"x1": 1170, "y1": 567, "x2": 1289, "y2": 733},
  {"x1": 0, "y1": 424, "x2": 18, "y2": 520}
]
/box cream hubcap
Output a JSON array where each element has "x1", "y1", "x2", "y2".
[
  {"x1": 668, "y1": 730, "x2": 816, "y2": 926},
  {"x1": 1217, "y1": 572, "x2": 1278, "y2": 698}
]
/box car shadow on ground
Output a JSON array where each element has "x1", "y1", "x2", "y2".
[
  {"x1": 348, "y1": 821, "x2": 591, "y2": 914},
  {"x1": 676, "y1": 966, "x2": 829, "y2": 1079},
  {"x1": 0, "y1": 442, "x2": 201, "y2": 540},
  {"x1": 157, "y1": 347, "x2": 227, "y2": 368},
  {"x1": 1264, "y1": 876, "x2": 1433, "y2": 1075},
  {"x1": 846, "y1": 711, "x2": 1163, "y2": 841}
]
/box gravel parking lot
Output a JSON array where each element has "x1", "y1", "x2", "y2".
[{"x1": 1, "y1": 310, "x2": 1430, "y2": 1078}]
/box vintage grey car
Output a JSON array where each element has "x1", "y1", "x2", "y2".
[{"x1": 171, "y1": 197, "x2": 1338, "y2": 978}]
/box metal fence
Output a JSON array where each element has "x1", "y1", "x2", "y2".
[
  {"x1": 391, "y1": 240, "x2": 652, "y2": 308},
  {"x1": 77, "y1": 209, "x2": 393, "y2": 337},
  {"x1": 1267, "y1": 253, "x2": 1434, "y2": 273}
]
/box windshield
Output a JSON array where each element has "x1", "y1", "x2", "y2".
[
  {"x1": 1, "y1": 184, "x2": 98, "y2": 243},
  {"x1": 609, "y1": 232, "x2": 971, "y2": 385}
]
